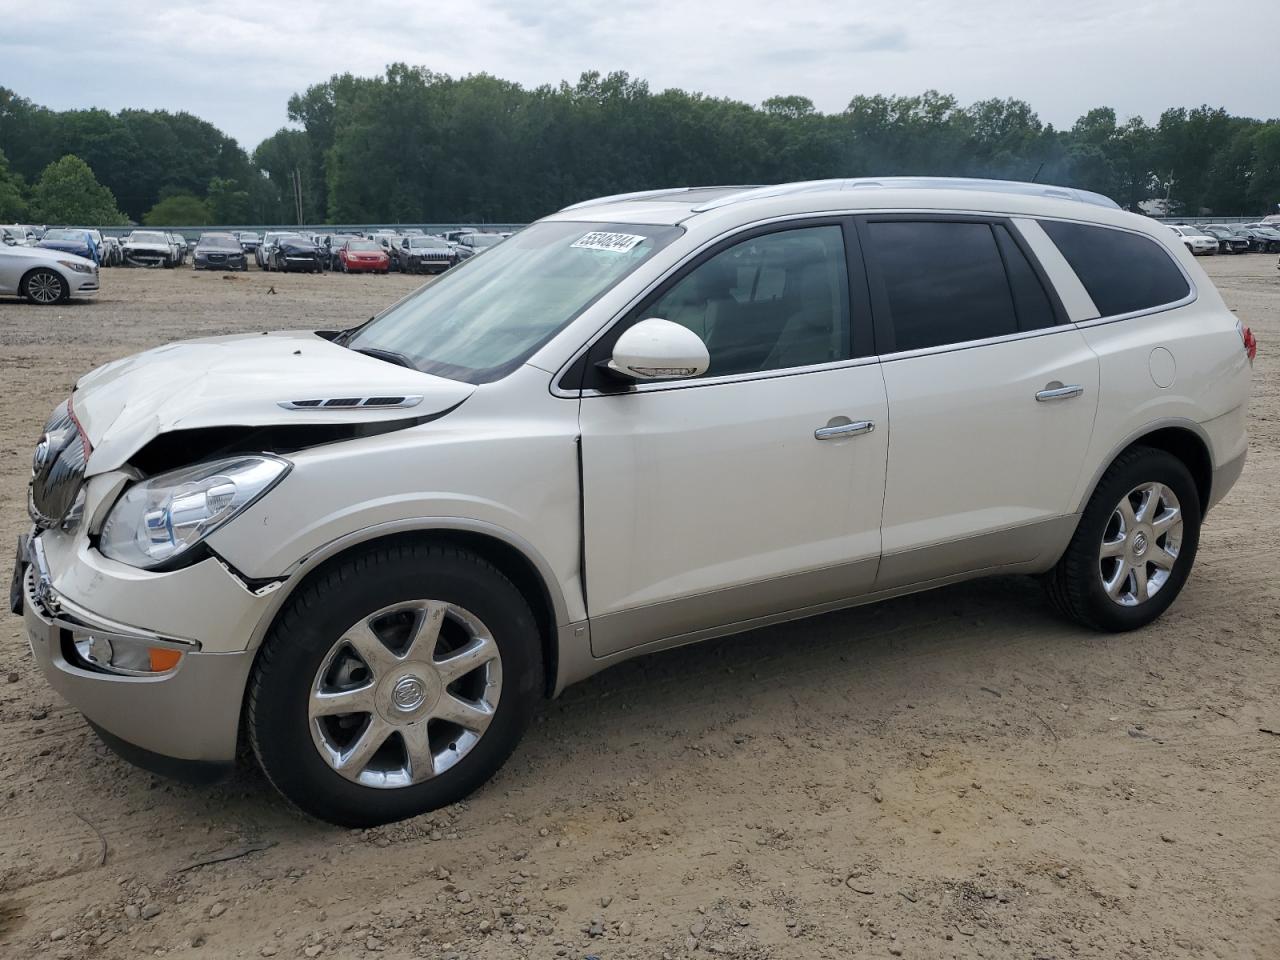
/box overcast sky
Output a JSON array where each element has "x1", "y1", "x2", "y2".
[{"x1": 4, "y1": 0, "x2": 1278, "y2": 151}]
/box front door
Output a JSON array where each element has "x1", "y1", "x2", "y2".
[{"x1": 577, "y1": 221, "x2": 890, "y2": 656}]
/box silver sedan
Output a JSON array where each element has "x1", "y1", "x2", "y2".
[{"x1": 0, "y1": 243, "x2": 99, "y2": 305}]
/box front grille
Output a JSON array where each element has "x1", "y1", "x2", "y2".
[{"x1": 29, "y1": 399, "x2": 88, "y2": 529}]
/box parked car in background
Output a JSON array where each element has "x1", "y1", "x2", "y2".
[
  {"x1": 99, "y1": 236, "x2": 123, "y2": 267},
  {"x1": 1240, "y1": 223, "x2": 1280, "y2": 252},
  {"x1": 308, "y1": 234, "x2": 336, "y2": 271},
  {"x1": 0, "y1": 242, "x2": 99, "y2": 304},
  {"x1": 324, "y1": 234, "x2": 361, "y2": 269},
  {"x1": 1167, "y1": 225, "x2": 1218, "y2": 256},
  {"x1": 1, "y1": 224, "x2": 36, "y2": 246},
  {"x1": 267, "y1": 234, "x2": 323, "y2": 273},
  {"x1": 168, "y1": 233, "x2": 190, "y2": 265},
  {"x1": 122, "y1": 230, "x2": 178, "y2": 267},
  {"x1": 257, "y1": 232, "x2": 301, "y2": 269},
  {"x1": 193, "y1": 232, "x2": 248, "y2": 271},
  {"x1": 36, "y1": 228, "x2": 100, "y2": 264},
  {"x1": 369, "y1": 231, "x2": 405, "y2": 269},
  {"x1": 336, "y1": 238, "x2": 390, "y2": 273},
  {"x1": 395, "y1": 235, "x2": 458, "y2": 274},
  {"x1": 1196, "y1": 225, "x2": 1250, "y2": 254},
  {"x1": 454, "y1": 232, "x2": 505, "y2": 260},
  {"x1": 238, "y1": 232, "x2": 262, "y2": 253},
  {"x1": 10, "y1": 178, "x2": 1253, "y2": 826}
]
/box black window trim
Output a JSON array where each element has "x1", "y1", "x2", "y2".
[
  {"x1": 853, "y1": 212, "x2": 1072, "y2": 359},
  {"x1": 560, "y1": 215, "x2": 878, "y2": 395},
  {"x1": 1033, "y1": 215, "x2": 1198, "y2": 327}
]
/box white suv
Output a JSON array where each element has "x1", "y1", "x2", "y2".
[{"x1": 14, "y1": 178, "x2": 1254, "y2": 825}]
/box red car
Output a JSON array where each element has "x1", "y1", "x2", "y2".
[{"x1": 337, "y1": 239, "x2": 390, "y2": 274}]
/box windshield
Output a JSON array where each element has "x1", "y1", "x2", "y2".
[
  {"x1": 43, "y1": 229, "x2": 84, "y2": 242},
  {"x1": 468, "y1": 234, "x2": 504, "y2": 248},
  {"x1": 129, "y1": 232, "x2": 168, "y2": 243},
  {"x1": 347, "y1": 221, "x2": 682, "y2": 383},
  {"x1": 410, "y1": 237, "x2": 447, "y2": 248},
  {"x1": 347, "y1": 240, "x2": 380, "y2": 252},
  {"x1": 198, "y1": 234, "x2": 239, "y2": 251}
]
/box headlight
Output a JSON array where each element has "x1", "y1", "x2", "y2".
[
  {"x1": 100, "y1": 456, "x2": 290, "y2": 569},
  {"x1": 58, "y1": 259, "x2": 94, "y2": 274}
]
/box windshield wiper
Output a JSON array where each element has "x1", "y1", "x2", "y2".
[
  {"x1": 332, "y1": 317, "x2": 375, "y2": 347},
  {"x1": 352, "y1": 346, "x2": 419, "y2": 371}
]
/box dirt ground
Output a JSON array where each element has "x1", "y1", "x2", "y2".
[{"x1": 0, "y1": 256, "x2": 1277, "y2": 960}]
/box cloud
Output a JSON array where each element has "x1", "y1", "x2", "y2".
[{"x1": 1, "y1": 0, "x2": 1277, "y2": 150}]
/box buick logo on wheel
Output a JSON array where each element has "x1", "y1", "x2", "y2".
[{"x1": 32, "y1": 434, "x2": 53, "y2": 478}]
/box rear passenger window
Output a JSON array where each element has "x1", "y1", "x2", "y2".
[
  {"x1": 865, "y1": 220, "x2": 1020, "y2": 352},
  {"x1": 1039, "y1": 220, "x2": 1190, "y2": 317}
]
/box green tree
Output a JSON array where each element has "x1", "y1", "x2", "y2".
[
  {"x1": 0, "y1": 147, "x2": 25, "y2": 219},
  {"x1": 143, "y1": 192, "x2": 212, "y2": 225},
  {"x1": 207, "y1": 176, "x2": 251, "y2": 223},
  {"x1": 28, "y1": 154, "x2": 126, "y2": 224}
]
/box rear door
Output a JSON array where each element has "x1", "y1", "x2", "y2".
[{"x1": 857, "y1": 215, "x2": 1100, "y2": 588}]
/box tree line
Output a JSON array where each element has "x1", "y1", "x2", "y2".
[{"x1": 1, "y1": 69, "x2": 1278, "y2": 226}]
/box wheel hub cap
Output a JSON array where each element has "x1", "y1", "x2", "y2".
[
  {"x1": 308, "y1": 599, "x2": 502, "y2": 789},
  {"x1": 1098, "y1": 482, "x2": 1184, "y2": 607}
]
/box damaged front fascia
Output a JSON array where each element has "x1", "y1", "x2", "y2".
[{"x1": 127, "y1": 400, "x2": 464, "y2": 476}]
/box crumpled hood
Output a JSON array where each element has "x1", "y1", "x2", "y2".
[{"x1": 73, "y1": 331, "x2": 474, "y2": 474}]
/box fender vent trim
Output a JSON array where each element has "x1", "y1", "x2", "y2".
[{"x1": 277, "y1": 395, "x2": 424, "y2": 410}]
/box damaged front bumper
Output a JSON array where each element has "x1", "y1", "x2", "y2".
[{"x1": 12, "y1": 529, "x2": 268, "y2": 782}]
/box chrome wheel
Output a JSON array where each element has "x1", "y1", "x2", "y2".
[
  {"x1": 26, "y1": 270, "x2": 64, "y2": 304},
  {"x1": 309, "y1": 600, "x2": 502, "y2": 789},
  {"x1": 1098, "y1": 482, "x2": 1183, "y2": 607}
]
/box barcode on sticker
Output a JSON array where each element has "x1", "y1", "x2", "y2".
[{"x1": 570, "y1": 231, "x2": 647, "y2": 253}]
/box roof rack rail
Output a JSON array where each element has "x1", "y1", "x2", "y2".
[
  {"x1": 559, "y1": 188, "x2": 696, "y2": 212},
  {"x1": 559, "y1": 185, "x2": 763, "y2": 213},
  {"x1": 689, "y1": 177, "x2": 1120, "y2": 212}
]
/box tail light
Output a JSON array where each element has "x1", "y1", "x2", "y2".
[{"x1": 1238, "y1": 320, "x2": 1257, "y2": 363}]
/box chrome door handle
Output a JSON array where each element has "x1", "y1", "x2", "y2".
[
  {"x1": 1035, "y1": 384, "x2": 1084, "y2": 402},
  {"x1": 814, "y1": 420, "x2": 875, "y2": 440}
]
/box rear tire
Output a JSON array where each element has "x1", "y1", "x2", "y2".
[
  {"x1": 248, "y1": 542, "x2": 543, "y2": 827},
  {"x1": 1044, "y1": 447, "x2": 1200, "y2": 632}
]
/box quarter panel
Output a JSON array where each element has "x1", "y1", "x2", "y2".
[{"x1": 1074, "y1": 300, "x2": 1251, "y2": 511}]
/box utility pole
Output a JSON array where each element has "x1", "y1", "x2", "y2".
[{"x1": 292, "y1": 168, "x2": 304, "y2": 226}]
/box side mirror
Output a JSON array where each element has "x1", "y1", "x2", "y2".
[{"x1": 608, "y1": 318, "x2": 710, "y2": 381}]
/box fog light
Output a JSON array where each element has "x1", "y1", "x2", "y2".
[{"x1": 72, "y1": 631, "x2": 186, "y2": 675}]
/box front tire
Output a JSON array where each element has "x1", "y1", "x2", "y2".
[
  {"x1": 1044, "y1": 447, "x2": 1200, "y2": 632},
  {"x1": 20, "y1": 268, "x2": 67, "y2": 305},
  {"x1": 248, "y1": 542, "x2": 543, "y2": 826}
]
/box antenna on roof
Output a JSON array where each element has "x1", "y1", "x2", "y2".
[{"x1": 1030, "y1": 162, "x2": 1044, "y2": 183}]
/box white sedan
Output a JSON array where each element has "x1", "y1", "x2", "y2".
[
  {"x1": 0, "y1": 243, "x2": 99, "y2": 305},
  {"x1": 1167, "y1": 224, "x2": 1218, "y2": 255}
]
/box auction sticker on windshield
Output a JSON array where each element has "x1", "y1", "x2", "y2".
[{"x1": 570, "y1": 231, "x2": 648, "y2": 253}]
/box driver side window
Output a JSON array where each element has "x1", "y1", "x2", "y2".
[{"x1": 647, "y1": 225, "x2": 851, "y2": 377}]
